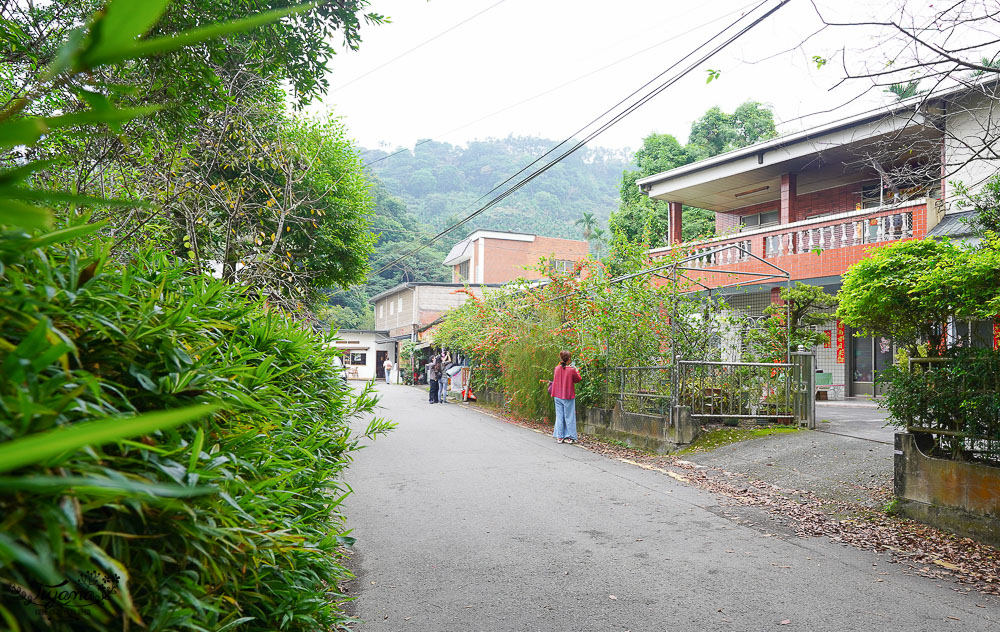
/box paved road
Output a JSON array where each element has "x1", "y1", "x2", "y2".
[{"x1": 344, "y1": 384, "x2": 997, "y2": 631}]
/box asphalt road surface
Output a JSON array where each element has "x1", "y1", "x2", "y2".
[{"x1": 344, "y1": 384, "x2": 997, "y2": 631}]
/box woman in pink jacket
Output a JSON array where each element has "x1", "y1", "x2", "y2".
[{"x1": 550, "y1": 350, "x2": 582, "y2": 444}]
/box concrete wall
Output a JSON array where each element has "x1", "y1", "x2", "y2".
[
  {"x1": 374, "y1": 287, "x2": 417, "y2": 334},
  {"x1": 579, "y1": 404, "x2": 699, "y2": 454},
  {"x1": 894, "y1": 432, "x2": 1000, "y2": 547},
  {"x1": 479, "y1": 235, "x2": 590, "y2": 284}
]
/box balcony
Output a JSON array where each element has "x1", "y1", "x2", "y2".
[{"x1": 651, "y1": 199, "x2": 929, "y2": 286}]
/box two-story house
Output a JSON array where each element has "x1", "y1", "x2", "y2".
[
  {"x1": 637, "y1": 82, "x2": 998, "y2": 398},
  {"x1": 442, "y1": 230, "x2": 590, "y2": 284}
]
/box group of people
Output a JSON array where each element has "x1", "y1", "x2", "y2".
[
  {"x1": 417, "y1": 347, "x2": 580, "y2": 443},
  {"x1": 426, "y1": 349, "x2": 453, "y2": 404}
]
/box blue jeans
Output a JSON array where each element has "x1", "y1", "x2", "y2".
[
  {"x1": 553, "y1": 397, "x2": 577, "y2": 440},
  {"x1": 385, "y1": 370, "x2": 391, "y2": 385},
  {"x1": 438, "y1": 376, "x2": 448, "y2": 403}
]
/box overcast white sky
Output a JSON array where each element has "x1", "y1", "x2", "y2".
[{"x1": 309, "y1": 0, "x2": 903, "y2": 153}]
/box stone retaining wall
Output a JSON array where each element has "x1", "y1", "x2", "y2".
[
  {"x1": 471, "y1": 392, "x2": 699, "y2": 453},
  {"x1": 894, "y1": 432, "x2": 1000, "y2": 547}
]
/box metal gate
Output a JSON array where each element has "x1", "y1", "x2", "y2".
[{"x1": 674, "y1": 351, "x2": 814, "y2": 428}]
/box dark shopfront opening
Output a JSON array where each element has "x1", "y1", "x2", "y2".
[{"x1": 848, "y1": 330, "x2": 896, "y2": 398}]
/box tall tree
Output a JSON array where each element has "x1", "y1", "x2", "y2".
[
  {"x1": 609, "y1": 101, "x2": 778, "y2": 249},
  {"x1": 575, "y1": 212, "x2": 598, "y2": 240}
]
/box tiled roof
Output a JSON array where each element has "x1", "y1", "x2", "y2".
[{"x1": 927, "y1": 210, "x2": 979, "y2": 238}]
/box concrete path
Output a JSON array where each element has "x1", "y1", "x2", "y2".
[{"x1": 344, "y1": 384, "x2": 998, "y2": 631}]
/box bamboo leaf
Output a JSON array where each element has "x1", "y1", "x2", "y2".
[
  {"x1": 83, "y1": 0, "x2": 172, "y2": 64},
  {"x1": 0, "y1": 404, "x2": 220, "y2": 474},
  {"x1": 26, "y1": 220, "x2": 108, "y2": 249},
  {"x1": 0, "y1": 475, "x2": 216, "y2": 498},
  {"x1": 81, "y1": 3, "x2": 319, "y2": 69},
  {"x1": 0, "y1": 199, "x2": 53, "y2": 229},
  {"x1": 0, "y1": 187, "x2": 147, "y2": 208}
]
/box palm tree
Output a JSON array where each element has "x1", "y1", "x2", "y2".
[
  {"x1": 884, "y1": 81, "x2": 924, "y2": 101},
  {"x1": 590, "y1": 227, "x2": 607, "y2": 259},
  {"x1": 574, "y1": 212, "x2": 597, "y2": 240}
]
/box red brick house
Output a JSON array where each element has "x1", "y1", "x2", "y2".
[
  {"x1": 637, "y1": 84, "x2": 998, "y2": 398},
  {"x1": 442, "y1": 230, "x2": 590, "y2": 284}
]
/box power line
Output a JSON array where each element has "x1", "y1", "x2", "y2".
[
  {"x1": 358, "y1": 0, "x2": 762, "y2": 169},
  {"x1": 333, "y1": 0, "x2": 508, "y2": 93},
  {"x1": 373, "y1": 0, "x2": 789, "y2": 276}
]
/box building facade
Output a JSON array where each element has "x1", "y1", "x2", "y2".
[
  {"x1": 329, "y1": 330, "x2": 398, "y2": 381},
  {"x1": 637, "y1": 84, "x2": 999, "y2": 399},
  {"x1": 372, "y1": 282, "x2": 498, "y2": 342},
  {"x1": 442, "y1": 230, "x2": 590, "y2": 285}
]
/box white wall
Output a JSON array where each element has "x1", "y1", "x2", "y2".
[
  {"x1": 945, "y1": 88, "x2": 1000, "y2": 207},
  {"x1": 333, "y1": 332, "x2": 397, "y2": 381}
]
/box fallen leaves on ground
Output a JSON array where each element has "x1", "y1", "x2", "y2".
[{"x1": 475, "y1": 405, "x2": 1000, "y2": 596}]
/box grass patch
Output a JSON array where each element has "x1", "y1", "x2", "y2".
[{"x1": 676, "y1": 426, "x2": 801, "y2": 455}]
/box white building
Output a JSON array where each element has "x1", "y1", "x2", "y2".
[{"x1": 330, "y1": 329, "x2": 398, "y2": 382}]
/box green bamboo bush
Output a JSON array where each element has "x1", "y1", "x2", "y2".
[
  {"x1": 0, "y1": 230, "x2": 389, "y2": 630},
  {"x1": 0, "y1": 2, "x2": 391, "y2": 629}
]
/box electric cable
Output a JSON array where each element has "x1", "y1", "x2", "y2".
[
  {"x1": 332, "y1": 0, "x2": 509, "y2": 93},
  {"x1": 373, "y1": 0, "x2": 790, "y2": 276},
  {"x1": 358, "y1": 0, "x2": 763, "y2": 168}
]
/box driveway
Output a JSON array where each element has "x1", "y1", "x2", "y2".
[{"x1": 343, "y1": 384, "x2": 997, "y2": 631}]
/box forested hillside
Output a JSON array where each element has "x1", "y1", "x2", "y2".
[
  {"x1": 320, "y1": 137, "x2": 630, "y2": 328},
  {"x1": 362, "y1": 136, "x2": 630, "y2": 239}
]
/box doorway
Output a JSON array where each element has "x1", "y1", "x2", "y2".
[
  {"x1": 849, "y1": 335, "x2": 895, "y2": 397},
  {"x1": 375, "y1": 350, "x2": 387, "y2": 380}
]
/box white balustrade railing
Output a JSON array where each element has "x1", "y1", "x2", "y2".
[
  {"x1": 673, "y1": 209, "x2": 916, "y2": 268},
  {"x1": 765, "y1": 210, "x2": 913, "y2": 258}
]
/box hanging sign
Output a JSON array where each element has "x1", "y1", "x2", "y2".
[
  {"x1": 836, "y1": 320, "x2": 845, "y2": 363},
  {"x1": 823, "y1": 330, "x2": 832, "y2": 348}
]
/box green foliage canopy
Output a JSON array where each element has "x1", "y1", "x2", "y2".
[
  {"x1": 610, "y1": 101, "x2": 778, "y2": 249},
  {"x1": 836, "y1": 238, "x2": 1000, "y2": 354}
]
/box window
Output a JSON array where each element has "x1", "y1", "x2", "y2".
[
  {"x1": 349, "y1": 352, "x2": 367, "y2": 365},
  {"x1": 861, "y1": 182, "x2": 882, "y2": 209},
  {"x1": 457, "y1": 260, "x2": 470, "y2": 280},
  {"x1": 379, "y1": 304, "x2": 383, "y2": 317},
  {"x1": 550, "y1": 259, "x2": 574, "y2": 274},
  {"x1": 740, "y1": 210, "x2": 779, "y2": 231},
  {"x1": 397, "y1": 297, "x2": 403, "y2": 312},
  {"x1": 389, "y1": 301, "x2": 394, "y2": 315}
]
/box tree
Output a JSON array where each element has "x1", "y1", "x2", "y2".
[
  {"x1": 884, "y1": 80, "x2": 924, "y2": 101},
  {"x1": 590, "y1": 226, "x2": 608, "y2": 258},
  {"x1": 610, "y1": 102, "x2": 778, "y2": 249},
  {"x1": 836, "y1": 238, "x2": 1000, "y2": 355},
  {"x1": 803, "y1": 2, "x2": 1000, "y2": 191},
  {"x1": 743, "y1": 283, "x2": 838, "y2": 362},
  {"x1": 575, "y1": 212, "x2": 598, "y2": 240},
  {"x1": 953, "y1": 172, "x2": 1000, "y2": 244}
]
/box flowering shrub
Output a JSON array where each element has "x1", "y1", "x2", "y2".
[{"x1": 435, "y1": 241, "x2": 739, "y2": 417}]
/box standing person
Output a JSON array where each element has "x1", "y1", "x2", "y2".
[
  {"x1": 427, "y1": 359, "x2": 440, "y2": 404},
  {"x1": 549, "y1": 350, "x2": 582, "y2": 444},
  {"x1": 438, "y1": 350, "x2": 452, "y2": 404},
  {"x1": 382, "y1": 357, "x2": 394, "y2": 385}
]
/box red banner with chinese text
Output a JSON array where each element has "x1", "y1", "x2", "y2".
[
  {"x1": 823, "y1": 330, "x2": 832, "y2": 349},
  {"x1": 836, "y1": 320, "x2": 845, "y2": 363},
  {"x1": 994, "y1": 316, "x2": 1000, "y2": 350}
]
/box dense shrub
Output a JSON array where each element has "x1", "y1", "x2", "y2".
[
  {"x1": 0, "y1": 232, "x2": 389, "y2": 630},
  {"x1": 880, "y1": 347, "x2": 1000, "y2": 464}
]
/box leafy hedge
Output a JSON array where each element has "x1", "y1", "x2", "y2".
[
  {"x1": 0, "y1": 230, "x2": 389, "y2": 630},
  {"x1": 880, "y1": 347, "x2": 1000, "y2": 464}
]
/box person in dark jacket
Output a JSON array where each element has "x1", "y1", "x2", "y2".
[
  {"x1": 427, "y1": 359, "x2": 440, "y2": 404},
  {"x1": 549, "y1": 350, "x2": 582, "y2": 444}
]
